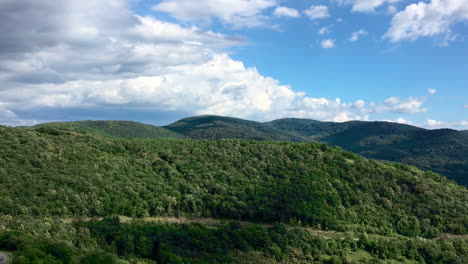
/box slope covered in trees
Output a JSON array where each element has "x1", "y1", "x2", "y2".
[
  {"x1": 163, "y1": 116, "x2": 468, "y2": 185},
  {"x1": 268, "y1": 119, "x2": 468, "y2": 185},
  {"x1": 1, "y1": 125, "x2": 467, "y2": 234},
  {"x1": 2, "y1": 217, "x2": 467, "y2": 264},
  {"x1": 1, "y1": 125, "x2": 467, "y2": 263},
  {"x1": 163, "y1": 115, "x2": 303, "y2": 141},
  {"x1": 22, "y1": 116, "x2": 468, "y2": 186},
  {"x1": 34, "y1": 120, "x2": 186, "y2": 139}
]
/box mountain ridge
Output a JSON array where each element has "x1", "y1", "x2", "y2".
[
  {"x1": 1, "y1": 122, "x2": 467, "y2": 263},
  {"x1": 24, "y1": 115, "x2": 468, "y2": 185}
]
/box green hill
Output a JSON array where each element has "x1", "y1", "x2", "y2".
[
  {"x1": 163, "y1": 115, "x2": 303, "y2": 141},
  {"x1": 1, "y1": 125, "x2": 467, "y2": 263},
  {"x1": 268, "y1": 119, "x2": 468, "y2": 185},
  {"x1": 21, "y1": 117, "x2": 468, "y2": 185},
  {"x1": 163, "y1": 116, "x2": 468, "y2": 185},
  {"x1": 33, "y1": 120, "x2": 186, "y2": 139}
]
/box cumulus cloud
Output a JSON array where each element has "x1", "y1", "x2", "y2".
[
  {"x1": 349, "y1": 29, "x2": 368, "y2": 41},
  {"x1": 385, "y1": 117, "x2": 414, "y2": 125},
  {"x1": 384, "y1": 0, "x2": 468, "y2": 43},
  {"x1": 375, "y1": 96, "x2": 427, "y2": 113},
  {"x1": 318, "y1": 25, "x2": 333, "y2": 35},
  {"x1": 335, "y1": 0, "x2": 401, "y2": 12},
  {"x1": 0, "y1": 0, "x2": 440, "y2": 127},
  {"x1": 321, "y1": 39, "x2": 336, "y2": 48},
  {"x1": 273, "y1": 6, "x2": 300, "y2": 18},
  {"x1": 393, "y1": 117, "x2": 413, "y2": 125},
  {"x1": 428, "y1": 88, "x2": 437, "y2": 95},
  {"x1": 387, "y1": 5, "x2": 398, "y2": 14},
  {"x1": 152, "y1": 0, "x2": 277, "y2": 28},
  {"x1": 304, "y1": 5, "x2": 330, "y2": 19},
  {"x1": 425, "y1": 119, "x2": 468, "y2": 129}
]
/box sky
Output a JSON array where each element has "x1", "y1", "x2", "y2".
[{"x1": 0, "y1": 0, "x2": 467, "y2": 129}]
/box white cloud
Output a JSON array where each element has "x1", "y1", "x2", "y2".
[
  {"x1": 318, "y1": 25, "x2": 333, "y2": 35},
  {"x1": 152, "y1": 0, "x2": 277, "y2": 28},
  {"x1": 385, "y1": 117, "x2": 414, "y2": 125},
  {"x1": 394, "y1": 117, "x2": 413, "y2": 125},
  {"x1": 321, "y1": 39, "x2": 336, "y2": 48},
  {"x1": 0, "y1": 0, "x2": 445, "y2": 127},
  {"x1": 335, "y1": 0, "x2": 401, "y2": 13},
  {"x1": 384, "y1": 96, "x2": 400, "y2": 105},
  {"x1": 378, "y1": 96, "x2": 427, "y2": 113},
  {"x1": 426, "y1": 119, "x2": 443, "y2": 127},
  {"x1": 273, "y1": 6, "x2": 300, "y2": 18},
  {"x1": 304, "y1": 5, "x2": 330, "y2": 19},
  {"x1": 465, "y1": 104, "x2": 468, "y2": 109},
  {"x1": 384, "y1": 0, "x2": 468, "y2": 43},
  {"x1": 349, "y1": 29, "x2": 368, "y2": 41},
  {"x1": 428, "y1": 88, "x2": 437, "y2": 95},
  {"x1": 425, "y1": 119, "x2": 468, "y2": 129},
  {"x1": 387, "y1": 5, "x2": 398, "y2": 14}
]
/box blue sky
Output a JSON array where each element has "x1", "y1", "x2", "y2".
[{"x1": 0, "y1": 0, "x2": 467, "y2": 129}]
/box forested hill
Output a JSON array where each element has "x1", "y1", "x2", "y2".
[
  {"x1": 1, "y1": 125, "x2": 468, "y2": 263},
  {"x1": 166, "y1": 116, "x2": 468, "y2": 185},
  {"x1": 163, "y1": 115, "x2": 304, "y2": 141},
  {"x1": 1, "y1": 125, "x2": 467, "y2": 236},
  {"x1": 33, "y1": 120, "x2": 186, "y2": 139},
  {"x1": 25, "y1": 116, "x2": 468, "y2": 186},
  {"x1": 267, "y1": 118, "x2": 468, "y2": 185}
]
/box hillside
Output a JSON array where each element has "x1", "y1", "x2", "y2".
[
  {"x1": 1, "y1": 125, "x2": 467, "y2": 263},
  {"x1": 163, "y1": 115, "x2": 303, "y2": 141},
  {"x1": 33, "y1": 120, "x2": 186, "y2": 139},
  {"x1": 164, "y1": 116, "x2": 468, "y2": 185},
  {"x1": 269, "y1": 119, "x2": 468, "y2": 185},
  {"x1": 20, "y1": 117, "x2": 468, "y2": 186},
  {"x1": 5, "y1": 124, "x2": 467, "y2": 233}
]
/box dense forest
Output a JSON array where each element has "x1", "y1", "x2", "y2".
[
  {"x1": 0, "y1": 124, "x2": 467, "y2": 263},
  {"x1": 167, "y1": 116, "x2": 468, "y2": 185},
  {"x1": 33, "y1": 116, "x2": 468, "y2": 186}
]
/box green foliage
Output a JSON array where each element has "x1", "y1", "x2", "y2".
[
  {"x1": 0, "y1": 125, "x2": 467, "y2": 238},
  {"x1": 1, "y1": 123, "x2": 468, "y2": 263},
  {"x1": 1, "y1": 218, "x2": 467, "y2": 264},
  {"x1": 24, "y1": 115, "x2": 468, "y2": 186},
  {"x1": 34, "y1": 120, "x2": 186, "y2": 139},
  {"x1": 164, "y1": 115, "x2": 304, "y2": 141},
  {"x1": 167, "y1": 116, "x2": 468, "y2": 185}
]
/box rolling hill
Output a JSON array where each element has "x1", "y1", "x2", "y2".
[
  {"x1": 23, "y1": 116, "x2": 468, "y2": 186},
  {"x1": 163, "y1": 115, "x2": 303, "y2": 141},
  {"x1": 164, "y1": 116, "x2": 468, "y2": 186},
  {"x1": 33, "y1": 120, "x2": 186, "y2": 139},
  {"x1": 268, "y1": 118, "x2": 468, "y2": 185},
  {"x1": 0, "y1": 124, "x2": 467, "y2": 263}
]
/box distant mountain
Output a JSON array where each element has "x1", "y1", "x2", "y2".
[
  {"x1": 24, "y1": 116, "x2": 468, "y2": 185},
  {"x1": 163, "y1": 115, "x2": 304, "y2": 142},
  {"x1": 33, "y1": 120, "x2": 186, "y2": 139},
  {"x1": 165, "y1": 116, "x2": 468, "y2": 185}
]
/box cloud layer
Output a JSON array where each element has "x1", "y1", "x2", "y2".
[
  {"x1": 0, "y1": 0, "x2": 464, "y2": 129},
  {"x1": 153, "y1": 0, "x2": 277, "y2": 28}
]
